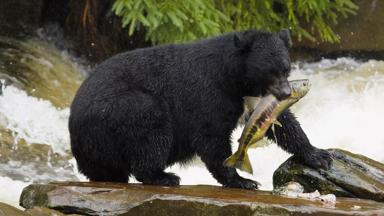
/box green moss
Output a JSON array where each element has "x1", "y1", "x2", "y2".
[
  {"x1": 20, "y1": 185, "x2": 54, "y2": 209},
  {"x1": 273, "y1": 149, "x2": 384, "y2": 202}
]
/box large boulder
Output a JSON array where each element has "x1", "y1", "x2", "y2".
[
  {"x1": 273, "y1": 148, "x2": 384, "y2": 202},
  {"x1": 20, "y1": 182, "x2": 384, "y2": 216}
]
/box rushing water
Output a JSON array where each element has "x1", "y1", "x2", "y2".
[
  {"x1": 0, "y1": 37, "x2": 383, "y2": 208},
  {"x1": 0, "y1": 36, "x2": 85, "y2": 206}
]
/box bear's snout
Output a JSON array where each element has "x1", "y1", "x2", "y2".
[{"x1": 269, "y1": 79, "x2": 291, "y2": 100}]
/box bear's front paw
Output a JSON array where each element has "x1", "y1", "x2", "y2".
[
  {"x1": 298, "y1": 148, "x2": 332, "y2": 170},
  {"x1": 224, "y1": 177, "x2": 260, "y2": 190}
]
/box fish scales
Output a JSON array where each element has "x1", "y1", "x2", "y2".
[
  {"x1": 223, "y1": 79, "x2": 310, "y2": 174},
  {"x1": 245, "y1": 101, "x2": 278, "y2": 144}
]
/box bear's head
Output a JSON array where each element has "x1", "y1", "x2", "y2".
[{"x1": 235, "y1": 29, "x2": 292, "y2": 100}]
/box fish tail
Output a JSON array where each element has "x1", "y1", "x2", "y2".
[{"x1": 223, "y1": 151, "x2": 253, "y2": 174}]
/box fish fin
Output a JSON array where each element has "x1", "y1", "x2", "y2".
[
  {"x1": 223, "y1": 151, "x2": 253, "y2": 174},
  {"x1": 271, "y1": 124, "x2": 278, "y2": 143},
  {"x1": 273, "y1": 120, "x2": 282, "y2": 127},
  {"x1": 249, "y1": 138, "x2": 270, "y2": 148},
  {"x1": 223, "y1": 152, "x2": 240, "y2": 169}
]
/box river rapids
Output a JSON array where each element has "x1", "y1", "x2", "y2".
[{"x1": 0, "y1": 36, "x2": 383, "y2": 207}]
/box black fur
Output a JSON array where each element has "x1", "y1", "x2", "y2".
[
  {"x1": 266, "y1": 110, "x2": 331, "y2": 170},
  {"x1": 69, "y1": 29, "x2": 331, "y2": 189}
]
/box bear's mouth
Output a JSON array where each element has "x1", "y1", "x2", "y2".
[{"x1": 267, "y1": 86, "x2": 291, "y2": 100}]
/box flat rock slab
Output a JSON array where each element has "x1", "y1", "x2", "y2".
[
  {"x1": 20, "y1": 182, "x2": 384, "y2": 216},
  {"x1": 0, "y1": 202, "x2": 79, "y2": 216},
  {"x1": 0, "y1": 202, "x2": 27, "y2": 216},
  {"x1": 273, "y1": 149, "x2": 384, "y2": 202}
]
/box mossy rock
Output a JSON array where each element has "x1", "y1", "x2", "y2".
[{"x1": 273, "y1": 148, "x2": 384, "y2": 202}]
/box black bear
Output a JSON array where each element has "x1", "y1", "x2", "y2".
[{"x1": 69, "y1": 29, "x2": 331, "y2": 189}]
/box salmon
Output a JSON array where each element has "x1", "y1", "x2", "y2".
[{"x1": 224, "y1": 79, "x2": 311, "y2": 174}]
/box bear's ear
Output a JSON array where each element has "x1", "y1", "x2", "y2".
[
  {"x1": 278, "y1": 29, "x2": 292, "y2": 48},
  {"x1": 233, "y1": 33, "x2": 251, "y2": 51}
]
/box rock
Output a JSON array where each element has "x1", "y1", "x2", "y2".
[
  {"x1": 0, "y1": 202, "x2": 28, "y2": 216},
  {"x1": 0, "y1": 202, "x2": 81, "y2": 216},
  {"x1": 20, "y1": 182, "x2": 384, "y2": 216},
  {"x1": 273, "y1": 148, "x2": 384, "y2": 202},
  {"x1": 25, "y1": 207, "x2": 82, "y2": 216}
]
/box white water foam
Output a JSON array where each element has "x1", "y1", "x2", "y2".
[
  {"x1": 1, "y1": 57, "x2": 384, "y2": 207},
  {"x1": 0, "y1": 85, "x2": 70, "y2": 154},
  {"x1": 0, "y1": 176, "x2": 30, "y2": 208},
  {"x1": 0, "y1": 84, "x2": 75, "y2": 207},
  {"x1": 291, "y1": 58, "x2": 384, "y2": 162}
]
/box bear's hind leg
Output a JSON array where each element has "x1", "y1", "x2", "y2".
[
  {"x1": 128, "y1": 127, "x2": 180, "y2": 186},
  {"x1": 77, "y1": 159, "x2": 129, "y2": 182},
  {"x1": 87, "y1": 167, "x2": 128, "y2": 183},
  {"x1": 118, "y1": 91, "x2": 179, "y2": 186}
]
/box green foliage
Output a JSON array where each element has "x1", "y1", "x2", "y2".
[{"x1": 112, "y1": 0, "x2": 358, "y2": 44}]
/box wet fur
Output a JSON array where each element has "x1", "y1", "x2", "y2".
[{"x1": 69, "y1": 30, "x2": 331, "y2": 189}]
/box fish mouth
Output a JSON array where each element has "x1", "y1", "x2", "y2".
[{"x1": 289, "y1": 79, "x2": 311, "y2": 98}]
